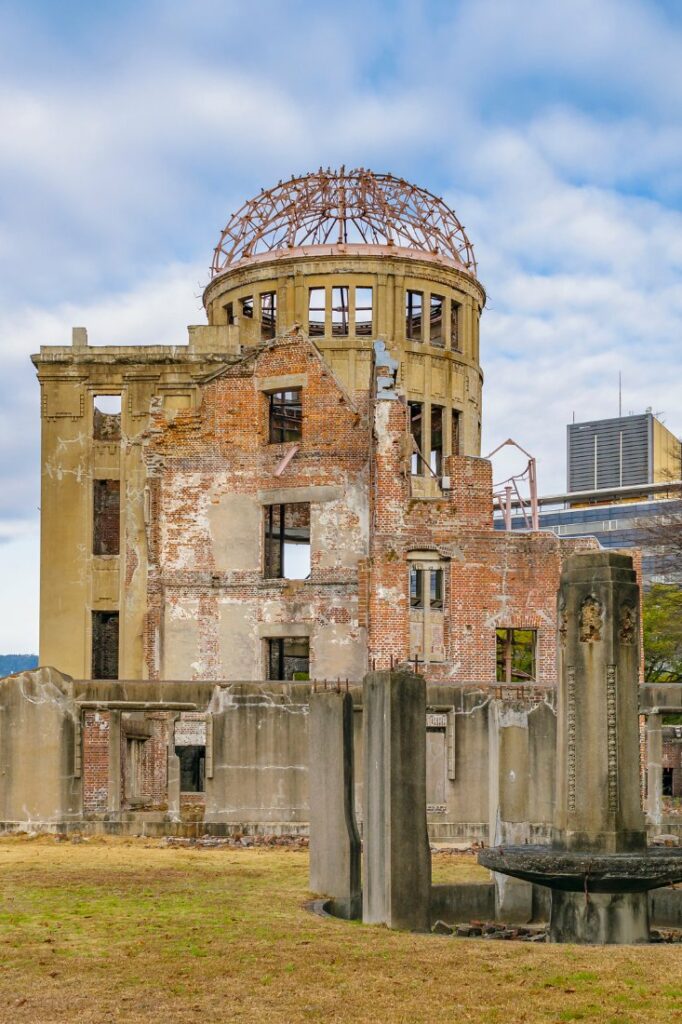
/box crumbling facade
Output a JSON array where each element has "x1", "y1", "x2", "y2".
[{"x1": 17, "y1": 168, "x2": 658, "y2": 837}]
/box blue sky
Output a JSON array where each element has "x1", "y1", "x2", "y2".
[{"x1": 1, "y1": 0, "x2": 681, "y2": 651}]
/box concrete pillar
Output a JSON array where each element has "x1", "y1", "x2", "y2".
[
  {"x1": 167, "y1": 714, "x2": 181, "y2": 823},
  {"x1": 647, "y1": 713, "x2": 663, "y2": 830},
  {"x1": 488, "y1": 701, "x2": 533, "y2": 923},
  {"x1": 550, "y1": 891, "x2": 649, "y2": 945},
  {"x1": 362, "y1": 670, "x2": 431, "y2": 931},
  {"x1": 308, "y1": 691, "x2": 361, "y2": 919},
  {"x1": 107, "y1": 710, "x2": 121, "y2": 816}
]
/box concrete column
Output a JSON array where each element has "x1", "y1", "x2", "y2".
[
  {"x1": 488, "y1": 700, "x2": 533, "y2": 923},
  {"x1": 309, "y1": 691, "x2": 361, "y2": 919},
  {"x1": 166, "y1": 714, "x2": 181, "y2": 823},
  {"x1": 107, "y1": 710, "x2": 121, "y2": 816},
  {"x1": 362, "y1": 670, "x2": 431, "y2": 931},
  {"x1": 647, "y1": 713, "x2": 663, "y2": 830}
]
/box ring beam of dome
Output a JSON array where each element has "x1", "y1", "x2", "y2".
[{"x1": 210, "y1": 169, "x2": 477, "y2": 277}]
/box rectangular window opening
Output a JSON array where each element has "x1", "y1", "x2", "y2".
[
  {"x1": 264, "y1": 503, "x2": 311, "y2": 579},
  {"x1": 224, "y1": 302, "x2": 235, "y2": 326},
  {"x1": 409, "y1": 401, "x2": 424, "y2": 475},
  {"x1": 450, "y1": 300, "x2": 461, "y2": 350},
  {"x1": 406, "y1": 290, "x2": 423, "y2": 342},
  {"x1": 93, "y1": 394, "x2": 121, "y2": 441},
  {"x1": 176, "y1": 745, "x2": 206, "y2": 793},
  {"x1": 430, "y1": 569, "x2": 444, "y2": 609},
  {"x1": 355, "y1": 287, "x2": 373, "y2": 336},
  {"x1": 240, "y1": 296, "x2": 254, "y2": 319},
  {"x1": 332, "y1": 286, "x2": 350, "y2": 337},
  {"x1": 410, "y1": 566, "x2": 424, "y2": 608},
  {"x1": 267, "y1": 637, "x2": 310, "y2": 681},
  {"x1": 269, "y1": 389, "x2": 302, "y2": 443},
  {"x1": 452, "y1": 410, "x2": 461, "y2": 456},
  {"x1": 93, "y1": 479, "x2": 120, "y2": 556},
  {"x1": 260, "y1": 292, "x2": 277, "y2": 340},
  {"x1": 430, "y1": 295, "x2": 444, "y2": 347},
  {"x1": 496, "y1": 628, "x2": 537, "y2": 683},
  {"x1": 308, "y1": 287, "x2": 325, "y2": 337},
  {"x1": 430, "y1": 405, "x2": 443, "y2": 476},
  {"x1": 92, "y1": 611, "x2": 119, "y2": 680}
]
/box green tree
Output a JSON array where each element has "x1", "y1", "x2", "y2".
[{"x1": 642, "y1": 584, "x2": 682, "y2": 683}]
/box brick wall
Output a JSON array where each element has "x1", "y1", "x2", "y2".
[{"x1": 82, "y1": 710, "x2": 109, "y2": 814}]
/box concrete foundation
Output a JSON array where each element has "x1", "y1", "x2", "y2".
[
  {"x1": 362, "y1": 671, "x2": 431, "y2": 931},
  {"x1": 549, "y1": 890, "x2": 650, "y2": 945},
  {"x1": 309, "y1": 691, "x2": 361, "y2": 919}
]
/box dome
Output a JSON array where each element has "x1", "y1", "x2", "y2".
[{"x1": 210, "y1": 167, "x2": 477, "y2": 278}]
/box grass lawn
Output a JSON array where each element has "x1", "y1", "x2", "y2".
[{"x1": 0, "y1": 836, "x2": 680, "y2": 1023}]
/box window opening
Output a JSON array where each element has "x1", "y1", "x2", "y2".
[
  {"x1": 224, "y1": 302, "x2": 235, "y2": 326},
  {"x1": 92, "y1": 611, "x2": 119, "y2": 680},
  {"x1": 452, "y1": 410, "x2": 461, "y2": 456},
  {"x1": 268, "y1": 637, "x2": 310, "y2": 680},
  {"x1": 430, "y1": 405, "x2": 443, "y2": 476},
  {"x1": 176, "y1": 745, "x2": 206, "y2": 793},
  {"x1": 93, "y1": 395, "x2": 121, "y2": 441},
  {"x1": 430, "y1": 569, "x2": 443, "y2": 609},
  {"x1": 264, "y1": 503, "x2": 311, "y2": 579},
  {"x1": 450, "y1": 300, "x2": 460, "y2": 350},
  {"x1": 430, "y1": 295, "x2": 444, "y2": 347},
  {"x1": 406, "y1": 290, "x2": 423, "y2": 341},
  {"x1": 308, "y1": 288, "x2": 325, "y2": 337},
  {"x1": 332, "y1": 286, "x2": 350, "y2": 337},
  {"x1": 355, "y1": 287, "x2": 373, "y2": 336},
  {"x1": 261, "y1": 292, "x2": 276, "y2": 340},
  {"x1": 409, "y1": 401, "x2": 424, "y2": 475},
  {"x1": 410, "y1": 566, "x2": 424, "y2": 608},
  {"x1": 240, "y1": 296, "x2": 254, "y2": 319},
  {"x1": 663, "y1": 767, "x2": 674, "y2": 797},
  {"x1": 269, "y1": 389, "x2": 302, "y2": 443},
  {"x1": 496, "y1": 628, "x2": 537, "y2": 683},
  {"x1": 93, "y1": 479, "x2": 120, "y2": 556}
]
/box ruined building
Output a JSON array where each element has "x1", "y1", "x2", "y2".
[{"x1": 11, "y1": 168, "x2": 672, "y2": 840}]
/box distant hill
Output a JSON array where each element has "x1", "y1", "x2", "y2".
[{"x1": 0, "y1": 654, "x2": 39, "y2": 676}]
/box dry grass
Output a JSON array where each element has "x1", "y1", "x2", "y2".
[{"x1": 0, "y1": 836, "x2": 679, "y2": 1023}]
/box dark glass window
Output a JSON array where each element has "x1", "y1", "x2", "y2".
[
  {"x1": 496, "y1": 628, "x2": 537, "y2": 683},
  {"x1": 268, "y1": 637, "x2": 310, "y2": 680},
  {"x1": 269, "y1": 389, "x2": 302, "y2": 443},
  {"x1": 406, "y1": 290, "x2": 423, "y2": 341}
]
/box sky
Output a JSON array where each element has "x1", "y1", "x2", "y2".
[{"x1": 1, "y1": 0, "x2": 681, "y2": 651}]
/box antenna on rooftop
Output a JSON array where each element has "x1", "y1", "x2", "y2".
[{"x1": 618, "y1": 371, "x2": 622, "y2": 418}]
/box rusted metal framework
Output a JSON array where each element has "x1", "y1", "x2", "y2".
[
  {"x1": 487, "y1": 438, "x2": 540, "y2": 532},
  {"x1": 211, "y1": 167, "x2": 477, "y2": 277}
]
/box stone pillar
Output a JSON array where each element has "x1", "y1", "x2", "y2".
[
  {"x1": 362, "y1": 670, "x2": 431, "y2": 931},
  {"x1": 550, "y1": 890, "x2": 649, "y2": 945},
  {"x1": 166, "y1": 714, "x2": 181, "y2": 824},
  {"x1": 646, "y1": 713, "x2": 663, "y2": 830},
  {"x1": 308, "y1": 691, "x2": 361, "y2": 919},
  {"x1": 555, "y1": 551, "x2": 646, "y2": 853}
]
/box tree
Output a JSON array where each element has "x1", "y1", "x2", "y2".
[{"x1": 642, "y1": 584, "x2": 682, "y2": 683}]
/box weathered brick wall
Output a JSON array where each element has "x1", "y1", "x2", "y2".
[{"x1": 82, "y1": 710, "x2": 109, "y2": 814}]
